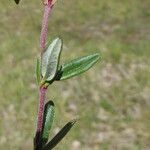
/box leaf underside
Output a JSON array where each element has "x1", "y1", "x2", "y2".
[
  {"x1": 56, "y1": 53, "x2": 100, "y2": 80},
  {"x1": 43, "y1": 120, "x2": 76, "y2": 150},
  {"x1": 41, "y1": 38, "x2": 62, "y2": 82}
]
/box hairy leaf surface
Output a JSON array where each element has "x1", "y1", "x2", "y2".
[{"x1": 41, "y1": 38, "x2": 62, "y2": 81}]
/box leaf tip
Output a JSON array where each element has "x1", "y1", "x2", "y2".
[
  {"x1": 45, "y1": 100, "x2": 55, "y2": 107},
  {"x1": 55, "y1": 37, "x2": 63, "y2": 44},
  {"x1": 70, "y1": 119, "x2": 77, "y2": 126},
  {"x1": 93, "y1": 53, "x2": 101, "y2": 61}
]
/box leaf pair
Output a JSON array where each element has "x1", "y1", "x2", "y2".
[
  {"x1": 41, "y1": 101, "x2": 76, "y2": 149},
  {"x1": 36, "y1": 38, "x2": 62, "y2": 85},
  {"x1": 36, "y1": 37, "x2": 101, "y2": 86}
]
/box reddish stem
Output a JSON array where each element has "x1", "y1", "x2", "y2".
[
  {"x1": 40, "y1": 1, "x2": 53, "y2": 51},
  {"x1": 34, "y1": 87, "x2": 47, "y2": 150},
  {"x1": 34, "y1": 2, "x2": 53, "y2": 149},
  {"x1": 37, "y1": 87, "x2": 47, "y2": 132},
  {"x1": 37, "y1": 0, "x2": 53, "y2": 135}
]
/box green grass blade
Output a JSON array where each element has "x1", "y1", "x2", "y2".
[
  {"x1": 43, "y1": 120, "x2": 76, "y2": 150},
  {"x1": 42, "y1": 101, "x2": 55, "y2": 146},
  {"x1": 56, "y1": 53, "x2": 100, "y2": 80}
]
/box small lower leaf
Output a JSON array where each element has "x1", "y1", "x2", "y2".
[
  {"x1": 55, "y1": 53, "x2": 100, "y2": 80},
  {"x1": 43, "y1": 120, "x2": 76, "y2": 150},
  {"x1": 42, "y1": 101, "x2": 55, "y2": 146}
]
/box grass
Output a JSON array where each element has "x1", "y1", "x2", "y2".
[{"x1": 0, "y1": 0, "x2": 149, "y2": 149}]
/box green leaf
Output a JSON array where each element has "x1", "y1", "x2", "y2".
[
  {"x1": 14, "y1": 0, "x2": 20, "y2": 4},
  {"x1": 41, "y1": 38, "x2": 62, "y2": 82},
  {"x1": 55, "y1": 53, "x2": 100, "y2": 80},
  {"x1": 43, "y1": 120, "x2": 76, "y2": 150},
  {"x1": 42, "y1": 101, "x2": 55, "y2": 146},
  {"x1": 36, "y1": 58, "x2": 41, "y2": 85}
]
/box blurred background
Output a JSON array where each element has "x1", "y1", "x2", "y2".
[{"x1": 0, "y1": 0, "x2": 149, "y2": 149}]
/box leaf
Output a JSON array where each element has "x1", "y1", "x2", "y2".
[
  {"x1": 14, "y1": 0, "x2": 20, "y2": 4},
  {"x1": 55, "y1": 53, "x2": 100, "y2": 80},
  {"x1": 43, "y1": 120, "x2": 76, "y2": 150},
  {"x1": 36, "y1": 58, "x2": 41, "y2": 85},
  {"x1": 42, "y1": 101, "x2": 55, "y2": 146},
  {"x1": 41, "y1": 38, "x2": 62, "y2": 82}
]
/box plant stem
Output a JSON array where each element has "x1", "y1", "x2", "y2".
[
  {"x1": 34, "y1": 87, "x2": 47, "y2": 150},
  {"x1": 40, "y1": 1, "x2": 53, "y2": 52},
  {"x1": 34, "y1": 2, "x2": 53, "y2": 149},
  {"x1": 37, "y1": 0, "x2": 53, "y2": 134},
  {"x1": 37, "y1": 87, "x2": 47, "y2": 133}
]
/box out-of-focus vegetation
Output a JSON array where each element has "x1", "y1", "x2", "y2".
[{"x1": 0, "y1": 0, "x2": 149, "y2": 149}]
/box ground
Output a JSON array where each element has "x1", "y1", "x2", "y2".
[{"x1": 0, "y1": 0, "x2": 150, "y2": 149}]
